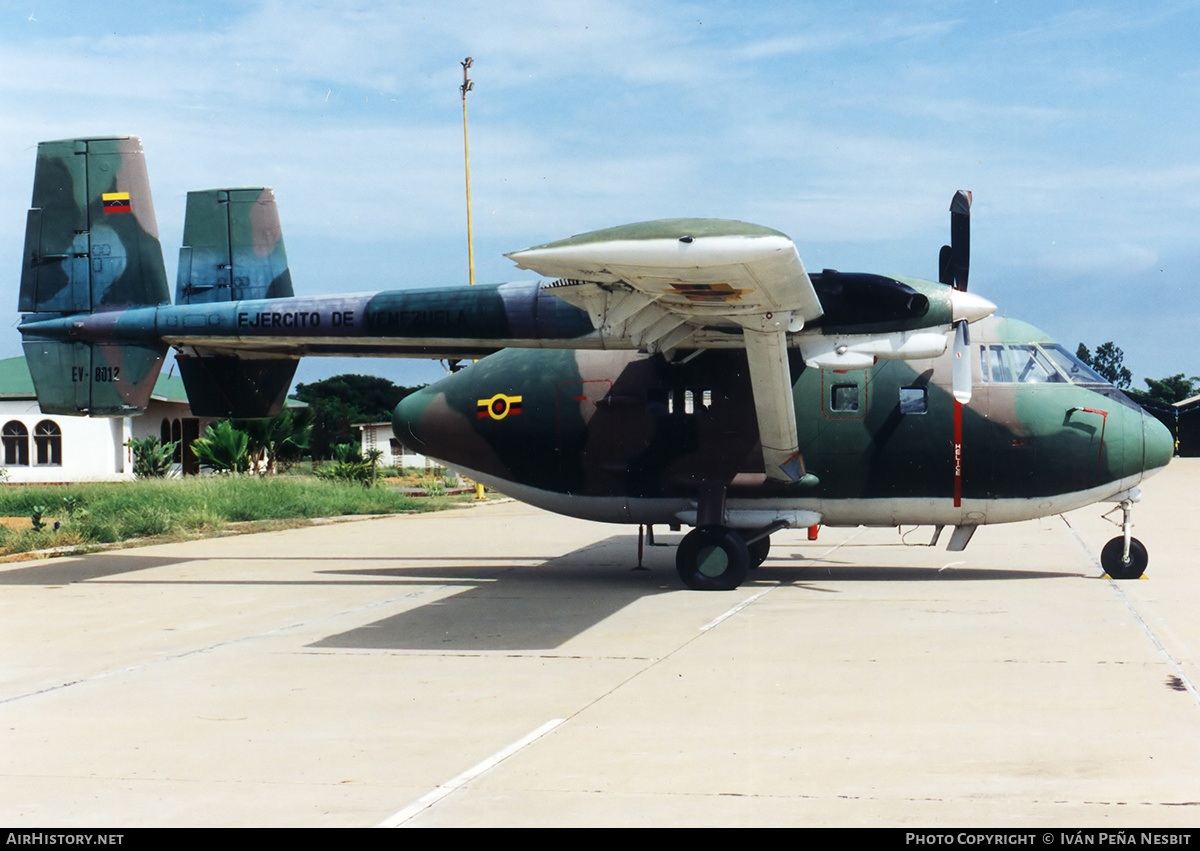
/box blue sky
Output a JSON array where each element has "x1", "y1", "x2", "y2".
[{"x1": 2, "y1": 0, "x2": 1198, "y2": 389}]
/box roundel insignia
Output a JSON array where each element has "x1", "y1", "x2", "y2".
[{"x1": 476, "y1": 393, "x2": 523, "y2": 421}]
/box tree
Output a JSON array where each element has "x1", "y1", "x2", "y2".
[
  {"x1": 292, "y1": 374, "x2": 422, "y2": 459},
  {"x1": 1143, "y1": 374, "x2": 1200, "y2": 405},
  {"x1": 1076, "y1": 341, "x2": 1132, "y2": 388}
]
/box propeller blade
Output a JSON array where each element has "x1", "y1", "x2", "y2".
[
  {"x1": 952, "y1": 319, "x2": 972, "y2": 404},
  {"x1": 949, "y1": 190, "x2": 971, "y2": 291}
]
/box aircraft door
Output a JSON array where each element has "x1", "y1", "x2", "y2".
[{"x1": 806, "y1": 367, "x2": 874, "y2": 494}]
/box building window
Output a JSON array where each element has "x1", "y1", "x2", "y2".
[
  {"x1": 34, "y1": 420, "x2": 62, "y2": 466},
  {"x1": 3, "y1": 421, "x2": 28, "y2": 466},
  {"x1": 159, "y1": 418, "x2": 183, "y2": 462}
]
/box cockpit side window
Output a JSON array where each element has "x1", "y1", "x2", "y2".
[
  {"x1": 1009, "y1": 345, "x2": 1066, "y2": 384},
  {"x1": 980, "y1": 342, "x2": 1114, "y2": 386},
  {"x1": 1041, "y1": 344, "x2": 1110, "y2": 385},
  {"x1": 981, "y1": 345, "x2": 1013, "y2": 384}
]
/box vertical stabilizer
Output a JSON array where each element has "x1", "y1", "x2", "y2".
[
  {"x1": 176, "y1": 187, "x2": 294, "y2": 305},
  {"x1": 174, "y1": 186, "x2": 298, "y2": 415},
  {"x1": 19, "y1": 136, "x2": 170, "y2": 314},
  {"x1": 18, "y1": 136, "x2": 169, "y2": 416}
]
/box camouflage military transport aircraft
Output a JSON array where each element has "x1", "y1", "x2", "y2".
[{"x1": 16, "y1": 136, "x2": 1173, "y2": 589}]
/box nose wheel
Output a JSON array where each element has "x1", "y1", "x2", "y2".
[{"x1": 1100, "y1": 498, "x2": 1148, "y2": 580}]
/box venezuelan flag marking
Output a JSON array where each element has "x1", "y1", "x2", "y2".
[{"x1": 102, "y1": 192, "x2": 132, "y2": 213}]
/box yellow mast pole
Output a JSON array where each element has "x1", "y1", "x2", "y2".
[
  {"x1": 461, "y1": 57, "x2": 476, "y2": 289},
  {"x1": 462, "y1": 58, "x2": 485, "y2": 500}
]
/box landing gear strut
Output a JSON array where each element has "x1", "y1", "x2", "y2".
[{"x1": 1101, "y1": 498, "x2": 1148, "y2": 580}]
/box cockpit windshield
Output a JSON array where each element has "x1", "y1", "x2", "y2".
[{"x1": 981, "y1": 343, "x2": 1111, "y2": 386}]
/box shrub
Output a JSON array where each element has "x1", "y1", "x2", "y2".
[
  {"x1": 126, "y1": 436, "x2": 178, "y2": 479},
  {"x1": 192, "y1": 422, "x2": 250, "y2": 474}
]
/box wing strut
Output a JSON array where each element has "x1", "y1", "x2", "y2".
[{"x1": 743, "y1": 328, "x2": 805, "y2": 482}]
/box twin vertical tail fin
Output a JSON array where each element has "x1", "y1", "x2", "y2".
[
  {"x1": 19, "y1": 136, "x2": 170, "y2": 415},
  {"x1": 175, "y1": 187, "x2": 293, "y2": 305},
  {"x1": 173, "y1": 187, "x2": 298, "y2": 417},
  {"x1": 18, "y1": 137, "x2": 299, "y2": 419}
]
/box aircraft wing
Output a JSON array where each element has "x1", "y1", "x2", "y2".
[
  {"x1": 507, "y1": 219, "x2": 823, "y2": 482},
  {"x1": 506, "y1": 218, "x2": 823, "y2": 346}
]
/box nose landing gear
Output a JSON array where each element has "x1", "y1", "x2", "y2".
[{"x1": 1100, "y1": 498, "x2": 1148, "y2": 580}]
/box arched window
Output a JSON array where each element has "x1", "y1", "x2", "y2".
[
  {"x1": 34, "y1": 420, "x2": 62, "y2": 466},
  {"x1": 171, "y1": 419, "x2": 183, "y2": 463},
  {"x1": 2, "y1": 421, "x2": 29, "y2": 467},
  {"x1": 161, "y1": 418, "x2": 171, "y2": 445}
]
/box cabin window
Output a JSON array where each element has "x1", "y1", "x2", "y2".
[
  {"x1": 681, "y1": 389, "x2": 712, "y2": 415},
  {"x1": 33, "y1": 420, "x2": 61, "y2": 466},
  {"x1": 899, "y1": 387, "x2": 928, "y2": 415},
  {"x1": 649, "y1": 387, "x2": 712, "y2": 416},
  {"x1": 831, "y1": 384, "x2": 860, "y2": 412},
  {"x1": 2, "y1": 421, "x2": 28, "y2": 466}
]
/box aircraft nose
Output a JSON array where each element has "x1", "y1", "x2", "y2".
[
  {"x1": 1142, "y1": 410, "x2": 1174, "y2": 475},
  {"x1": 392, "y1": 390, "x2": 433, "y2": 455}
]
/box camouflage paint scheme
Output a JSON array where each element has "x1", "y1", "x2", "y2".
[
  {"x1": 19, "y1": 137, "x2": 171, "y2": 415},
  {"x1": 392, "y1": 318, "x2": 1171, "y2": 529},
  {"x1": 14, "y1": 136, "x2": 1174, "y2": 587}
]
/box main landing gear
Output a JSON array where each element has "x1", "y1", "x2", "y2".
[
  {"x1": 1101, "y1": 498, "x2": 1148, "y2": 580},
  {"x1": 675, "y1": 525, "x2": 778, "y2": 591},
  {"x1": 676, "y1": 526, "x2": 750, "y2": 591},
  {"x1": 674, "y1": 486, "x2": 788, "y2": 590}
]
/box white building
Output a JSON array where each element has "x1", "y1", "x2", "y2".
[
  {"x1": 0, "y1": 356, "x2": 215, "y2": 482},
  {"x1": 359, "y1": 421, "x2": 430, "y2": 470}
]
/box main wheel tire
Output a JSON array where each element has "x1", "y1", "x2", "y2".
[
  {"x1": 1101, "y1": 536, "x2": 1148, "y2": 579},
  {"x1": 676, "y1": 525, "x2": 750, "y2": 590}
]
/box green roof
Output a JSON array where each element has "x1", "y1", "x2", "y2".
[{"x1": 0, "y1": 355, "x2": 191, "y2": 403}]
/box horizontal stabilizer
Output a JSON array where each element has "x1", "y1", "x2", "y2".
[{"x1": 176, "y1": 188, "x2": 293, "y2": 305}]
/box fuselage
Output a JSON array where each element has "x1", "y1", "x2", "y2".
[{"x1": 393, "y1": 314, "x2": 1173, "y2": 531}]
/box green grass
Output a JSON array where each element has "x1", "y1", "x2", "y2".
[{"x1": 0, "y1": 476, "x2": 470, "y2": 555}]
